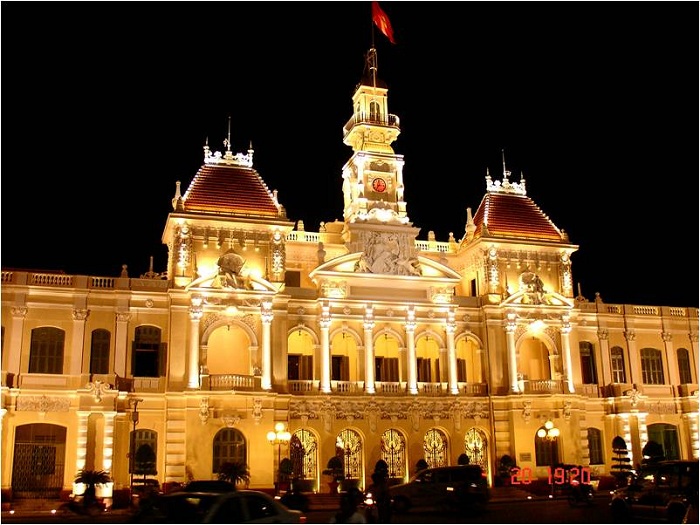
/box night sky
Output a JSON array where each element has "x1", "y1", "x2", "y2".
[{"x1": 2, "y1": 2, "x2": 697, "y2": 308}]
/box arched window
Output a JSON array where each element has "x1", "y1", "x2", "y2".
[
  {"x1": 640, "y1": 348, "x2": 665, "y2": 385},
  {"x1": 610, "y1": 346, "x2": 627, "y2": 383},
  {"x1": 337, "y1": 429, "x2": 362, "y2": 481},
  {"x1": 464, "y1": 428, "x2": 488, "y2": 472},
  {"x1": 132, "y1": 326, "x2": 163, "y2": 378},
  {"x1": 29, "y1": 327, "x2": 65, "y2": 374},
  {"x1": 291, "y1": 429, "x2": 317, "y2": 488},
  {"x1": 213, "y1": 428, "x2": 246, "y2": 475},
  {"x1": 677, "y1": 348, "x2": 693, "y2": 384},
  {"x1": 369, "y1": 100, "x2": 381, "y2": 122},
  {"x1": 380, "y1": 429, "x2": 406, "y2": 478},
  {"x1": 579, "y1": 342, "x2": 598, "y2": 384},
  {"x1": 587, "y1": 428, "x2": 604, "y2": 465},
  {"x1": 647, "y1": 423, "x2": 680, "y2": 460},
  {"x1": 131, "y1": 429, "x2": 157, "y2": 475},
  {"x1": 423, "y1": 428, "x2": 448, "y2": 468},
  {"x1": 90, "y1": 329, "x2": 111, "y2": 375}
]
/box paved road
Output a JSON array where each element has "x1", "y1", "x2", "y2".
[
  {"x1": 1, "y1": 494, "x2": 650, "y2": 524},
  {"x1": 307, "y1": 497, "x2": 619, "y2": 524}
]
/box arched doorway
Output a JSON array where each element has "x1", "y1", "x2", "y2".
[{"x1": 12, "y1": 424, "x2": 66, "y2": 499}]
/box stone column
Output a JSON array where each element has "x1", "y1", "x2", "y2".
[
  {"x1": 319, "y1": 302, "x2": 331, "y2": 394},
  {"x1": 689, "y1": 332, "x2": 698, "y2": 378},
  {"x1": 446, "y1": 308, "x2": 459, "y2": 395},
  {"x1": 102, "y1": 411, "x2": 117, "y2": 473},
  {"x1": 506, "y1": 311, "x2": 519, "y2": 393},
  {"x1": 682, "y1": 412, "x2": 700, "y2": 460},
  {"x1": 187, "y1": 297, "x2": 203, "y2": 389},
  {"x1": 364, "y1": 305, "x2": 376, "y2": 394},
  {"x1": 70, "y1": 309, "x2": 89, "y2": 376},
  {"x1": 625, "y1": 330, "x2": 639, "y2": 385},
  {"x1": 405, "y1": 308, "x2": 417, "y2": 395},
  {"x1": 8, "y1": 306, "x2": 27, "y2": 376},
  {"x1": 76, "y1": 411, "x2": 90, "y2": 472},
  {"x1": 114, "y1": 313, "x2": 131, "y2": 377},
  {"x1": 597, "y1": 329, "x2": 612, "y2": 385},
  {"x1": 261, "y1": 300, "x2": 274, "y2": 391},
  {"x1": 561, "y1": 314, "x2": 575, "y2": 393},
  {"x1": 661, "y1": 331, "x2": 679, "y2": 385}
]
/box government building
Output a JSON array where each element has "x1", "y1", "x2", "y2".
[{"x1": 1, "y1": 47, "x2": 697, "y2": 504}]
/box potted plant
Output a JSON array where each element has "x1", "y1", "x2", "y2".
[
  {"x1": 322, "y1": 456, "x2": 344, "y2": 493},
  {"x1": 278, "y1": 458, "x2": 294, "y2": 492},
  {"x1": 217, "y1": 461, "x2": 250, "y2": 489},
  {"x1": 73, "y1": 469, "x2": 111, "y2": 515}
]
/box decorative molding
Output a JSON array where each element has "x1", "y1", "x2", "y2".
[
  {"x1": 72, "y1": 308, "x2": 89, "y2": 321},
  {"x1": 85, "y1": 380, "x2": 114, "y2": 403},
  {"x1": 11, "y1": 306, "x2": 28, "y2": 319},
  {"x1": 16, "y1": 395, "x2": 70, "y2": 413},
  {"x1": 199, "y1": 397, "x2": 210, "y2": 425}
]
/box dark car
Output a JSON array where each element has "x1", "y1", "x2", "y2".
[
  {"x1": 610, "y1": 459, "x2": 699, "y2": 523},
  {"x1": 388, "y1": 464, "x2": 490, "y2": 513},
  {"x1": 179, "y1": 480, "x2": 237, "y2": 493},
  {"x1": 134, "y1": 489, "x2": 305, "y2": 523}
]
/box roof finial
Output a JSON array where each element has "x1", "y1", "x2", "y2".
[
  {"x1": 224, "y1": 116, "x2": 232, "y2": 151},
  {"x1": 203, "y1": 136, "x2": 211, "y2": 161},
  {"x1": 501, "y1": 149, "x2": 510, "y2": 183},
  {"x1": 223, "y1": 116, "x2": 234, "y2": 160}
]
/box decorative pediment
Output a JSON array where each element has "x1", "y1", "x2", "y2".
[
  {"x1": 501, "y1": 289, "x2": 574, "y2": 307},
  {"x1": 310, "y1": 253, "x2": 461, "y2": 302}
]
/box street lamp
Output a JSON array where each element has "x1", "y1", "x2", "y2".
[
  {"x1": 267, "y1": 422, "x2": 291, "y2": 494},
  {"x1": 537, "y1": 420, "x2": 559, "y2": 497},
  {"x1": 128, "y1": 398, "x2": 144, "y2": 495}
]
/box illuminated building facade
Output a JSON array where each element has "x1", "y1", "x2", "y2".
[{"x1": 1, "y1": 48, "x2": 697, "y2": 502}]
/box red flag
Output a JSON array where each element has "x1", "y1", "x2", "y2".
[{"x1": 372, "y1": 1, "x2": 396, "y2": 44}]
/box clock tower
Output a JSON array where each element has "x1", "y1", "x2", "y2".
[{"x1": 340, "y1": 48, "x2": 421, "y2": 275}]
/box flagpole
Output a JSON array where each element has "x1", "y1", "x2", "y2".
[{"x1": 370, "y1": 3, "x2": 377, "y2": 89}]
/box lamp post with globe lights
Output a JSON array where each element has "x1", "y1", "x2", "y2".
[
  {"x1": 267, "y1": 422, "x2": 291, "y2": 494},
  {"x1": 537, "y1": 420, "x2": 560, "y2": 497}
]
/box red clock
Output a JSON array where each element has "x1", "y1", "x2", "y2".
[{"x1": 372, "y1": 178, "x2": 387, "y2": 193}]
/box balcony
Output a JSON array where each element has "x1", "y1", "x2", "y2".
[
  {"x1": 521, "y1": 379, "x2": 564, "y2": 394},
  {"x1": 286, "y1": 380, "x2": 488, "y2": 396},
  {"x1": 207, "y1": 374, "x2": 259, "y2": 391}
]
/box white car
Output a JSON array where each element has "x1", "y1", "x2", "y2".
[{"x1": 142, "y1": 489, "x2": 305, "y2": 523}]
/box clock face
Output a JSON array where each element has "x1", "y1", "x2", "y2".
[{"x1": 372, "y1": 178, "x2": 387, "y2": 193}]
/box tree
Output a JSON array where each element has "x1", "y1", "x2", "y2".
[
  {"x1": 133, "y1": 444, "x2": 157, "y2": 476},
  {"x1": 497, "y1": 454, "x2": 517, "y2": 486},
  {"x1": 373, "y1": 459, "x2": 389, "y2": 477},
  {"x1": 217, "y1": 461, "x2": 250, "y2": 488},
  {"x1": 610, "y1": 436, "x2": 633, "y2": 486},
  {"x1": 642, "y1": 440, "x2": 664, "y2": 465},
  {"x1": 279, "y1": 458, "x2": 294, "y2": 482},
  {"x1": 415, "y1": 459, "x2": 428, "y2": 473},
  {"x1": 322, "y1": 455, "x2": 344, "y2": 481},
  {"x1": 74, "y1": 469, "x2": 111, "y2": 509}
]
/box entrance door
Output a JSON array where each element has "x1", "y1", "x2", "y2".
[{"x1": 12, "y1": 424, "x2": 66, "y2": 499}]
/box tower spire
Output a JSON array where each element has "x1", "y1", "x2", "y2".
[{"x1": 224, "y1": 116, "x2": 233, "y2": 160}]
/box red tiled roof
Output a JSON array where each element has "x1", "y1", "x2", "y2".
[
  {"x1": 182, "y1": 164, "x2": 282, "y2": 218},
  {"x1": 472, "y1": 192, "x2": 564, "y2": 242}
]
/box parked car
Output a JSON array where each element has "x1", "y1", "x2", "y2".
[
  {"x1": 388, "y1": 464, "x2": 490, "y2": 513},
  {"x1": 136, "y1": 489, "x2": 305, "y2": 523},
  {"x1": 610, "y1": 459, "x2": 699, "y2": 523},
  {"x1": 178, "y1": 480, "x2": 237, "y2": 493}
]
